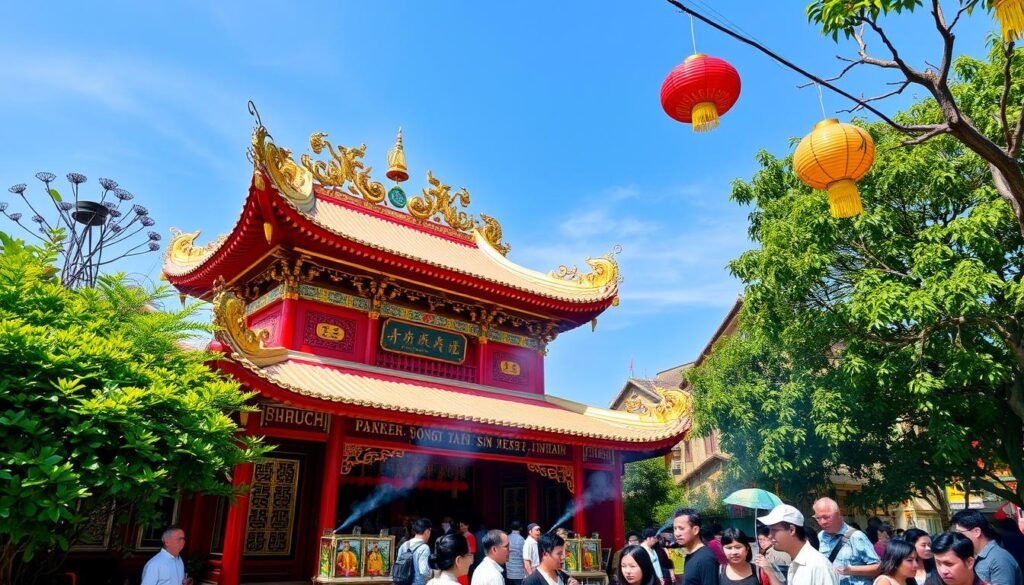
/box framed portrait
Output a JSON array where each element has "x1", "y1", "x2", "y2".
[
  {"x1": 362, "y1": 536, "x2": 394, "y2": 577},
  {"x1": 335, "y1": 537, "x2": 363, "y2": 577},
  {"x1": 580, "y1": 539, "x2": 600, "y2": 571},
  {"x1": 564, "y1": 540, "x2": 582, "y2": 572}
]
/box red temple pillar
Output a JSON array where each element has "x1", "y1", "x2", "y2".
[
  {"x1": 279, "y1": 292, "x2": 298, "y2": 348},
  {"x1": 220, "y1": 413, "x2": 259, "y2": 585},
  {"x1": 612, "y1": 455, "x2": 625, "y2": 550},
  {"x1": 317, "y1": 414, "x2": 345, "y2": 535},
  {"x1": 365, "y1": 316, "x2": 380, "y2": 365},
  {"x1": 572, "y1": 449, "x2": 586, "y2": 536}
]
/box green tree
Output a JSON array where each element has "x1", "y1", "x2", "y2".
[
  {"x1": 688, "y1": 43, "x2": 1024, "y2": 515},
  {"x1": 622, "y1": 457, "x2": 685, "y2": 532},
  {"x1": 0, "y1": 233, "x2": 268, "y2": 584}
]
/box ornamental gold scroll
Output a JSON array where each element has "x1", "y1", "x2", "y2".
[{"x1": 623, "y1": 387, "x2": 691, "y2": 423}]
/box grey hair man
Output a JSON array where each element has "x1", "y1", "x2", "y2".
[
  {"x1": 812, "y1": 498, "x2": 879, "y2": 585},
  {"x1": 141, "y1": 526, "x2": 191, "y2": 585}
]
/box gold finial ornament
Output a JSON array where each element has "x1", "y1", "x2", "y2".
[{"x1": 386, "y1": 127, "x2": 409, "y2": 183}]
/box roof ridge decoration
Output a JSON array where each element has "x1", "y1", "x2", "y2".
[
  {"x1": 246, "y1": 107, "x2": 511, "y2": 256},
  {"x1": 622, "y1": 387, "x2": 691, "y2": 423},
  {"x1": 166, "y1": 227, "x2": 228, "y2": 273},
  {"x1": 550, "y1": 244, "x2": 624, "y2": 291},
  {"x1": 212, "y1": 281, "x2": 288, "y2": 366}
]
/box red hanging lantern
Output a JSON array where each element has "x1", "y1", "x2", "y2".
[{"x1": 660, "y1": 54, "x2": 742, "y2": 132}]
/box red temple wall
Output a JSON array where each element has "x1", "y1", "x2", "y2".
[
  {"x1": 480, "y1": 342, "x2": 544, "y2": 395},
  {"x1": 248, "y1": 303, "x2": 284, "y2": 347},
  {"x1": 294, "y1": 302, "x2": 369, "y2": 362}
]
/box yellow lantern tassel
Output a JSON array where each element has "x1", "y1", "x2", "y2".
[
  {"x1": 996, "y1": 0, "x2": 1024, "y2": 41},
  {"x1": 827, "y1": 179, "x2": 864, "y2": 218},
  {"x1": 691, "y1": 101, "x2": 720, "y2": 132},
  {"x1": 263, "y1": 221, "x2": 273, "y2": 243}
]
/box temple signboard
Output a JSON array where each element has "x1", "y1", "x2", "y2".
[
  {"x1": 380, "y1": 319, "x2": 467, "y2": 364},
  {"x1": 346, "y1": 417, "x2": 572, "y2": 461}
]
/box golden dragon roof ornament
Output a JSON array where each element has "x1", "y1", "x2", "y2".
[
  {"x1": 550, "y1": 244, "x2": 623, "y2": 289},
  {"x1": 623, "y1": 387, "x2": 691, "y2": 423},
  {"x1": 212, "y1": 283, "x2": 288, "y2": 366},
  {"x1": 245, "y1": 104, "x2": 511, "y2": 256}
]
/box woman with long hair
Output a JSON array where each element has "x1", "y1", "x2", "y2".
[
  {"x1": 719, "y1": 528, "x2": 759, "y2": 585},
  {"x1": 617, "y1": 545, "x2": 660, "y2": 585},
  {"x1": 427, "y1": 533, "x2": 473, "y2": 585},
  {"x1": 902, "y1": 529, "x2": 936, "y2": 585},
  {"x1": 873, "y1": 539, "x2": 919, "y2": 585}
]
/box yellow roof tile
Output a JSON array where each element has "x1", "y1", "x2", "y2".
[{"x1": 233, "y1": 356, "x2": 687, "y2": 444}]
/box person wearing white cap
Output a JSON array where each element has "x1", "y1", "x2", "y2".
[{"x1": 758, "y1": 505, "x2": 838, "y2": 585}]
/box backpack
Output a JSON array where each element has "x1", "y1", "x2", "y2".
[{"x1": 393, "y1": 541, "x2": 427, "y2": 585}]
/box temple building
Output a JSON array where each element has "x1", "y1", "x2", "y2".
[{"x1": 158, "y1": 116, "x2": 690, "y2": 584}]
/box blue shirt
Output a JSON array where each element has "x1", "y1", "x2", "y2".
[
  {"x1": 975, "y1": 540, "x2": 1023, "y2": 585},
  {"x1": 141, "y1": 549, "x2": 185, "y2": 585},
  {"x1": 507, "y1": 531, "x2": 526, "y2": 580},
  {"x1": 816, "y1": 524, "x2": 879, "y2": 585}
]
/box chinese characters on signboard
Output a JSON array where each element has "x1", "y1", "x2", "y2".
[{"x1": 380, "y1": 319, "x2": 466, "y2": 364}]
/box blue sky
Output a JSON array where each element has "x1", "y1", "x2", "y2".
[{"x1": 0, "y1": 1, "x2": 995, "y2": 407}]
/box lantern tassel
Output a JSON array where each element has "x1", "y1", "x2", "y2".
[
  {"x1": 827, "y1": 179, "x2": 864, "y2": 218},
  {"x1": 691, "y1": 101, "x2": 720, "y2": 133},
  {"x1": 997, "y1": 0, "x2": 1024, "y2": 42}
]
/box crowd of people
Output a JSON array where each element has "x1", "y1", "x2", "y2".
[{"x1": 387, "y1": 500, "x2": 1023, "y2": 585}]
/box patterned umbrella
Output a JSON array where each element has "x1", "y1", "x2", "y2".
[{"x1": 723, "y1": 488, "x2": 783, "y2": 511}]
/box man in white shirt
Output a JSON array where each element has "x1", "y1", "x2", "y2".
[
  {"x1": 141, "y1": 526, "x2": 191, "y2": 585},
  {"x1": 474, "y1": 530, "x2": 510, "y2": 585},
  {"x1": 641, "y1": 528, "x2": 666, "y2": 585},
  {"x1": 759, "y1": 504, "x2": 838, "y2": 585},
  {"x1": 524, "y1": 523, "x2": 542, "y2": 575}
]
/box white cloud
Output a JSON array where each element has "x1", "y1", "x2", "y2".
[{"x1": 514, "y1": 183, "x2": 751, "y2": 311}]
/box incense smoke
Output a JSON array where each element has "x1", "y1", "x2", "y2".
[
  {"x1": 548, "y1": 471, "x2": 618, "y2": 533},
  {"x1": 336, "y1": 456, "x2": 431, "y2": 532}
]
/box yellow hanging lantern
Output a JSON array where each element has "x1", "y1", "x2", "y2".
[
  {"x1": 793, "y1": 118, "x2": 875, "y2": 218},
  {"x1": 996, "y1": 0, "x2": 1024, "y2": 42}
]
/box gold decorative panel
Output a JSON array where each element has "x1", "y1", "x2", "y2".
[{"x1": 244, "y1": 457, "x2": 300, "y2": 556}]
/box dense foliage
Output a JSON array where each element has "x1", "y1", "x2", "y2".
[
  {"x1": 0, "y1": 233, "x2": 267, "y2": 583},
  {"x1": 622, "y1": 457, "x2": 685, "y2": 532},
  {"x1": 688, "y1": 45, "x2": 1024, "y2": 514}
]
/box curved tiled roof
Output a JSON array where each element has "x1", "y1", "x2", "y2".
[{"x1": 229, "y1": 352, "x2": 688, "y2": 445}]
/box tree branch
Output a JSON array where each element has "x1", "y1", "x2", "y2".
[
  {"x1": 662, "y1": 0, "x2": 922, "y2": 133},
  {"x1": 949, "y1": 0, "x2": 981, "y2": 31},
  {"x1": 859, "y1": 14, "x2": 933, "y2": 87},
  {"x1": 901, "y1": 124, "x2": 951, "y2": 146},
  {"x1": 931, "y1": 0, "x2": 954, "y2": 85},
  {"x1": 839, "y1": 80, "x2": 912, "y2": 114},
  {"x1": 1001, "y1": 42, "x2": 1015, "y2": 149}
]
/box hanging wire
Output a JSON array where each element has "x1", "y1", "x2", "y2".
[
  {"x1": 817, "y1": 83, "x2": 827, "y2": 119},
  {"x1": 690, "y1": 14, "x2": 698, "y2": 54},
  {"x1": 688, "y1": 0, "x2": 788, "y2": 72}
]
